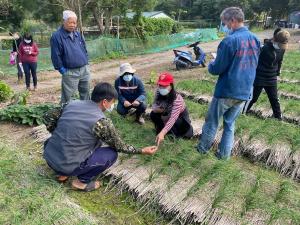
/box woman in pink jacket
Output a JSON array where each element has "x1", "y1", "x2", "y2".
[{"x1": 19, "y1": 33, "x2": 39, "y2": 91}]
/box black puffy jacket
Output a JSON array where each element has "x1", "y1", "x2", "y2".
[{"x1": 254, "y1": 40, "x2": 285, "y2": 86}]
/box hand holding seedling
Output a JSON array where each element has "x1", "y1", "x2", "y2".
[
  {"x1": 142, "y1": 146, "x2": 158, "y2": 155},
  {"x1": 155, "y1": 132, "x2": 165, "y2": 147}
]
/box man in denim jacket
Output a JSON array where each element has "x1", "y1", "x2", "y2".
[{"x1": 197, "y1": 7, "x2": 260, "y2": 159}]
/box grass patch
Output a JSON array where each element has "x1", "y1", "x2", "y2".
[
  {"x1": 176, "y1": 79, "x2": 214, "y2": 96},
  {"x1": 0, "y1": 141, "x2": 97, "y2": 225},
  {"x1": 69, "y1": 184, "x2": 167, "y2": 225},
  {"x1": 90, "y1": 51, "x2": 127, "y2": 64},
  {"x1": 0, "y1": 124, "x2": 169, "y2": 225},
  {"x1": 281, "y1": 51, "x2": 300, "y2": 81},
  {"x1": 278, "y1": 82, "x2": 300, "y2": 96}
]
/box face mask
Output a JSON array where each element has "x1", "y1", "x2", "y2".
[
  {"x1": 105, "y1": 103, "x2": 114, "y2": 113},
  {"x1": 24, "y1": 39, "x2": 32, "y2": 44},
  {"x1": 159, "y1": 88, "x2": 170, "y2": 96},
  {"x1": 273, "y1": 43, "x2": 280, "y2": 50},
  {"x1": 123, "y1": 74, "x2": 133, "y2": 82}
]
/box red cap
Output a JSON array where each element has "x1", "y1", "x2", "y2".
[{"x1": 157, "y1": 72, "x2": 174, "y2": 86}]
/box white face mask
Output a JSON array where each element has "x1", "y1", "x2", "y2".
[
  {"x1": 273, "y1": 42, "x2": 280, "y2": 50},
  {"x1": 105, "y1": 103, "x2": 114, "y2": 113},
  {"x1": 159, "y1": 88, "x2": 170, "y2": 96},
  {"x1": 123, "y1": 74, "x2": 133, "y2": 82},
  {"x1": 24, "y1": 39, "x2": 32, "y2": 44}
]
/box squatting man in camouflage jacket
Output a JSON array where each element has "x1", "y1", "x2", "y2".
[{"x1": 43, "y1": 82, "x2": 157, "y2": 192}]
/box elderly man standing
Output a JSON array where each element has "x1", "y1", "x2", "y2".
[
  {"x1": 197, "y1": 7, "x2": 260, "y2": 159},
  {"x1": 50, "y1": 10, "x2": 90, "y2": 104}
]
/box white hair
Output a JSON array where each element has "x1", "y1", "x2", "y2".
[{"x1": 63, "y1": 10, "x2": 77, "y2": 21}]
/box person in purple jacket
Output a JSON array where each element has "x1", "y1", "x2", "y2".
[
  {"x1": 19, "y1": 33, "x2": 39, "y2": 91},
  {"x1": 197, "y1": 7, "x2": 260, "y2": 159}
]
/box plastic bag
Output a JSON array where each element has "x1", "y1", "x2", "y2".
[{"x1": 9, "y1": 52, "x2": 16, "y2": 65}]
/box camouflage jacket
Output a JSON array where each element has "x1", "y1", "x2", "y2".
[{"x1": 43, "y1": 107, "x2": 142, "y2": 154}]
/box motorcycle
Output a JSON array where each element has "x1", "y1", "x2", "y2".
[{"x1": 173, "y1": 41, "x2": 206, "y2": 70}]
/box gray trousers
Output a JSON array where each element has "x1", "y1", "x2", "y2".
[{"x1": 61, "y1": 65, "x2": 91, "y2": 104}]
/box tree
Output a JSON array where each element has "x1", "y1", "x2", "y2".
[
  {"x1": 31, "y1": 0, "x2": 64, "y2": 27},
  {"x1": 289, "y1": 0, "x2": 300, "y2": 12},
  {"x1": 0, "y1": 0, "x2": 26, "y2": 30},
  {"x1": 0, "y1": 0, "x2": 9, "y2": 16}
]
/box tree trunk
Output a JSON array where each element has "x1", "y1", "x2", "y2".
[
  {"x1": 92, "y1": 8, "x2": 104, "y2": 35},
  {"x1": 100, "y1": 12, "x2": 104, "y2": 34},
  {"x1": 77, "y1": 0, "x2": 84, "y2": 37},
  {"x1": 104, "y1": 8, "x2": 113, "y2": 34}
]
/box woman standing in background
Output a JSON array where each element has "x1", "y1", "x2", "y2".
[{"x1": 19, "y1": 33, "x2": 39, "y2": 91}]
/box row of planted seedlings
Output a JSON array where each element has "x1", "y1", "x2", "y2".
[
  {"x1": 175, "y1": 79, "x2": 300, "y2": 181},
  {"x1": 26, "y1": 86, "x2": 300, "y2": 224},
  {"x1": 176, "y1": 75, "x2": 300, "y2": 124},
  {"x1": 104, "y1": 89, "x2": 300, "y2": 224}
]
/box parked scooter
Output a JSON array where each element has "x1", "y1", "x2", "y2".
[{"x1": 173, "y1": 41, "x2": 206, "y2": 70}]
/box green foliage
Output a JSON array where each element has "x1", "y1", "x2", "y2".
[
  {"x1": 147, "y1": 70, "x2": 159, "y2": 85},
  {"x1": 179, "y1": 20, "x2": 218, "y2": 29},
  {"x1": 171, "y1": 22, "x2": 183, "y2": 33},
  {"x1": 0, "y1": 80, "x2": 13, "y2": 102},
  {"x1": 289, "y1": 0, "x2": 300, "y2": 11},
  {"x1": 156, "y1": 0, "x2": 297, "y2": 23},
  {"x1": 0, "y1": 39, "x2": 13, "y2": 50},
  {"x1": 0, "y1": 103, "x2": 57, "y2": 126},
  {"x1": 122, "y1": 17, "x2": 180, "y2": 39},
  {"x1": 91, "y1": 51, "x2": 126, "y2": 63},
  {"x1": 143, "y1": 18, "x2": 176, "y2": 36},
  {"x1": 250, "y1": 26, "x2": 264, "y2": 33},
  {"x1": 21, "y1": 19, "x2": 47, "y2": 34},
  {"x1": 10, "y1": 90, "x2": 30, "y2": 105},
  {"x1": 0, "y1": 0, "x2": 25, "y2": 29}
]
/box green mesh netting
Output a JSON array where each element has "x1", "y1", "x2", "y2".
[{"x1": 0, "y1": 28, "x2": 218, "y2": 76}]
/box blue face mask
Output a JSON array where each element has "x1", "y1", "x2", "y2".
[
  {"x1": 123, "y1": 74, "x2": 133, "y2": 82},
  {"x1": 159, "y1": 88, "x2": 170, "y2": 96}
]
